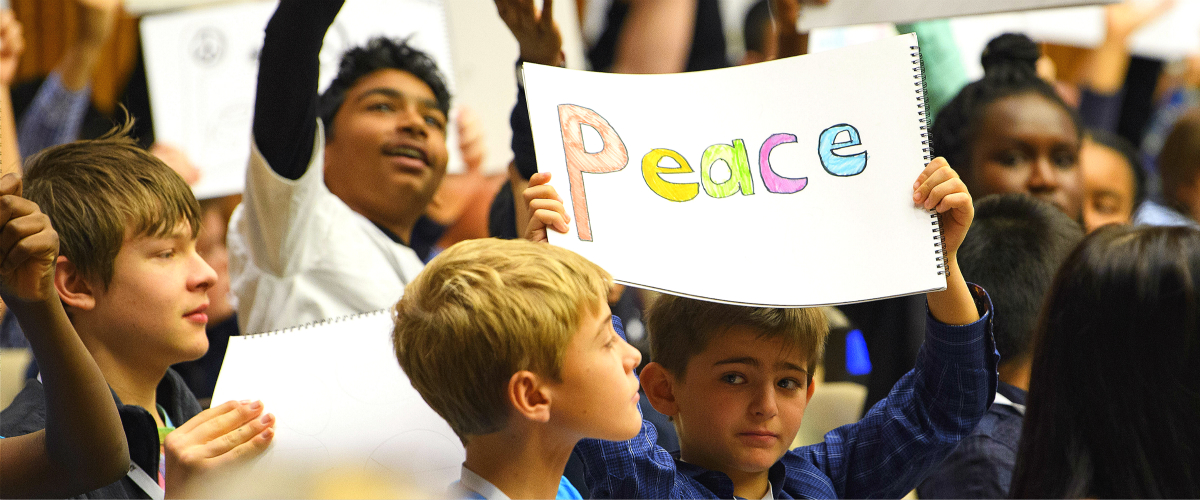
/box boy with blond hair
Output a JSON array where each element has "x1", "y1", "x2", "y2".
[
  {"x1": 524, "y1": 157, "x2": 998, "y2": 498},
  {"x1": 0, "y1": 126, "x2": 275, "y2": 499},
  {"x1": 393, "y1": 238, "x2": 643, "y2": 499}
]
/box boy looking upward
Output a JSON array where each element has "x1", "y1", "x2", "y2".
[
  {"x1": 0, "y1": 128, "x2": 275, "y2": 498},
  {"x1": 229, "y1": 0, "x2": 452, "y2": 333},
  {"x1": 525, "y1": 158, "x2": 998, "y2": 498},
  {"x1": 393, "y1": 238, "x2": 643, "y2": 500}
]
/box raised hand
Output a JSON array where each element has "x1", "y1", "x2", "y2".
[
  {"x1": 495, "y1": 0, "x2": 563, "y2": 66},
  {"x1": 523, "y1": 172, "x2": 570, "y2": 243},
  {"x1": 0, "y1": 174, "x2": 60, "y2": 304},
  {"x1": 912, "y1": 157, "x2": 973, "y2": 258},
  {"x1": 0, "y1": 10, "x2": 25, "y2": 86}
]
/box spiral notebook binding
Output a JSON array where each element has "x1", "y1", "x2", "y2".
[
  {"x1": 242, "y1": 309, "x2": 391, "y2": 338},
  {"x1": 912, "y1": 43, "x2": 946, "y2": 276}
]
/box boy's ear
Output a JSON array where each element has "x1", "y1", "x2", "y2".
[
  {"x1": 55, "y1": 256, "x2": 96, "y2": 311},
  {"x1": 640, "y1": 362, "x2": 680, "y2": 418},
  {"x1": 507, "y1": 370, "x2": 552, "y2": 423},
  {"x1": 806, "y1": 376, "x2": 816, "y2": 403}
]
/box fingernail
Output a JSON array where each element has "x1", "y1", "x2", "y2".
[
  {"x1": 250, "y1": 401, "x2": 262, "y2": 410},
  {"x1": 261, "y1": 413, "x2": 274, "y2": 424},
  {"x1": 262, "y1": 428, "x2": 274, "y2": 439},
  {"x1": 913, "y1": 192, "x2": 922, "y2": 202},
  {"x1": 239, "y1": 399, "x2": 251, "y2": 405}
]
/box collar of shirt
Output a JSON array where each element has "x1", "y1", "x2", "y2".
[
  {"x1": 456, "y1": 465, "x2": 510, "y2": 500},
  {"x1": 675, "y1": 456, "x2": 787, "y2": 499}
]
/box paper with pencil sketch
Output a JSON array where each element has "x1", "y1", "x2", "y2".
[
  {"x1": 139, "y1": 0, "x2": 455, "y2": 200},
  {"x1": 797, "y1": 0, "x2": 1119, "y2": 30},
  {"x1": 210, "y1": 310, "x2": 464, "y2": 494},
  {"x1": 523, "y1": 34, "x2": 946, "y2": 308}
]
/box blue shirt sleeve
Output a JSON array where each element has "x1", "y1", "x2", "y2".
[
  {"x1": 789, "y1": 284, "x2": 999, "y2": 499},
  {"x1": 916, "y1": 433, "x2": 1015, "y2": 499},
  {"x1": 17, "y1": 72, "x2": 91, "y2": 157}
]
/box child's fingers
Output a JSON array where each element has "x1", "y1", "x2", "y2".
[
  {"x1": 0, "y1": 174, "x2": 21, "y2": 198},
  {"x1": 172, "y1": 400, "x2": 243, "y2": 435},
  {"x1": 913, "y1": 164, "x2": 959, "y2": 207},
  {"x1": 208, "y1": 422, "x2": 275, "y2": 469},
  {"x1": 528, "y1": 197, "x2": 568, "y2": 221},
  {"x1": 0, "y1": 218, "x2": 56, "y2": 276},
  {"x1": 181, "y1": 401, "x2": 263, "y2": 444},
  {"x1": 527, "y1": 172, "x2": 552, "y2": 189},
  {"x1": 935, "y1": 192, "x2": 973, "y2": 215},
  {"x1": 531, "y1": 207, "x2": 569, "y2": 234},
  {"x1": 924, "y1": 177, "x2": 968, "y2": 211},
  {"x1": 522, "y1": 183, "x2": 561, "y2": 204},
  {"x1": 541, "y1": 0, "x2": 554, "y2": 23},
  {"x1": 913, "y1": 157, "x2": 950, "y2": 190},
  {"x1": 204, "y1": 413, "x2": 274, "y2": 460}
]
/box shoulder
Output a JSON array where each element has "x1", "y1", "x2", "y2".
[{"x1": 0, "y1": 380, "x2": 48, "y2": 436}]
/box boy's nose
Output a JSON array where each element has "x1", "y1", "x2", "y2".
[
  {"x1": 624, "y1": 340, "x2": 642, "y2": 371},
  {"x1": 190, "y1": 252, "x2": 219, "y2": 292},
  {"x1": 750, "y1": 386, "x2": 778, "y2": 419}
]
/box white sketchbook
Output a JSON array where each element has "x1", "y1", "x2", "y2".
[
  {"x1": 523, "y1": 34, "x2": 946, "y2": 308},
  {"x1": 210, "y1": 309, "x2": 464, "y2": 493},
  {"x1": 797, "y1": 0, "x2": 1118, "y2": 30}
]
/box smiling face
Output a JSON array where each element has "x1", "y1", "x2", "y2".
[
  {"x1": 968, "y1": 92, "x2": 1083, "y2": 220},
  {"x1": 1080, "y1": 139, "x2": 1137, "y2": 232},
  {"x1": 547, "y1": 300, "x2": 645, "y2": 442},
  {"x1": 670, "y1": 327, "x2": 814, "y2": 478},
  {"x1": 83, "y1": 224, "x2": 217, "y2": 370},
  {"x1": 323, "y1": 68, "x2": 449, "y2": 239}
]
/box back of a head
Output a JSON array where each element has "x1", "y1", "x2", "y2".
[
  {"x1": 1010, "y1": 225, "x2": 1200, "y2": 498},
  {"x1": 957, "y1": 194, "x2": 1083, "y2": 367},
  {"x1": 1156, "y1": 108, "x2": 1200, "y2": 204},
  {"x1": 319, "y1": 36, "x2": 451, "y2": 138},
  {"x1": 392, "y1": 238, "x2": 611, "y2": 442},
  {"x1": 22, "y1": 123, "x2": 201, "y2": 287},
  {"x1": 743, "y1": 1, "x2": 772, "y2": 55},
  {"x1": 645, "y1": 294, "x2": 828, "y2": 378},
  {"x1": 931, "y1": 33, "x2": 1080, "y2": 180}
]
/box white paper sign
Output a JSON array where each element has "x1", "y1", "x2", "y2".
[
  {"x1": 140, "y1": 0, "x2": 455, "y2": 200},
  {"x1": 211, "y1": 310, "x2": 464, "y2": 492},
  {"x1": 524, "y1": 35, "x2": 946, "y2": 308},
  {"x1": 798, "y1": 0, "x2": 1118, "y2": 31}
]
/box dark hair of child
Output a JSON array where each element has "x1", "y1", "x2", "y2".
[
  {"x1": 318, "y1": 36, "x2": 451, "y2": 138},
  {"x1": 931, "y1": 33, "x2": 1082, "y2": 175},
  {"x1": 956, "y1": 194, "x2": 1083, "y2": 366},
  {"x1": 1009, "y1": 225, "x2": 1200, "y2": 499}
]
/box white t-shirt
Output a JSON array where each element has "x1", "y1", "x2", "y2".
[{"x1": 228, "y1": 122, "x2": 425, "y2": 334}]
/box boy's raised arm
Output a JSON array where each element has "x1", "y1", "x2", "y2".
[
  {"x1": 913, "y1": 157, "x2": 979, "y2": 326},
  {"x1": 0, "y1": 174, "x2": 130, "y2": 498},
  {"x1": 252, "y1": 0, "x2": 344, "y2": 180}
]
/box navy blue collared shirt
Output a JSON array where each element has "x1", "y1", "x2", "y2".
[{"x1": 577, "y1": 285, "x2": 998, "y2": 499}]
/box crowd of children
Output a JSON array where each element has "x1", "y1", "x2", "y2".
[{"x1": 0, "y1": 0, "x2": 1197, "y2": 498}]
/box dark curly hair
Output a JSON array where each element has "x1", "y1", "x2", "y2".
[
  {"x1": 318, "y1": 36, "x2": 452, "y2": 138},
  {"x1": 931, "y1": 33, "x2": 1082, "y2": 180}
]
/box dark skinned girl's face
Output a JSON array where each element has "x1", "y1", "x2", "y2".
[{"x1": 967, "y1": 92, "x2": 1083, "y2": 219}]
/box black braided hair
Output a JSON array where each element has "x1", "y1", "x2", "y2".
[{"x1": 931, "y1": 33, "x2": 1082, "y2": 179}]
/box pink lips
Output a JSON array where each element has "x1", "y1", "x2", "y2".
[
  {"x1": 184, "y1": 304, "x2": 209, "y2": 324},
  {"x1": 737, "y1": 430, "x2": 779, "y2": 447}
]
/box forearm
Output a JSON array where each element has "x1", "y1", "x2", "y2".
[
  {"x1": 1082, "y1": 38, "x2": 1132, "y2": 95},
  {"x1": 9, "y1": 297, "x2": 129, "y2": 495},
  {"x1": 18, "y1": 73, "x2": 90, "y2": 157},
  {"x1": 926, "y1": 254, "x2": 978, "y2": 326},
  {"x1": 253, "y1": 0, "x2": 343, "y2": 180},
  {"x1": 1, "y1": 85, "x2": 19, "y2": 176},
  {"x1": 611, "y1": 0, "x2": 696, "y2": 74}
]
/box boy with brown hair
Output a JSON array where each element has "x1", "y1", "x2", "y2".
[
  {"x1": 393, "y1": 238, "x2": 643, "y2": 499},
  {"x1": 525, "y1": 157, "x2": 998, "y2": 498},
  {"x1": 0, "y1": 126, "x2": 275, "y2": 499}
]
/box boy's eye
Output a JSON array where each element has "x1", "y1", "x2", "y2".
[
  {"x1": 720, "y1": 373, "x2": 746, "y2": 385},
  {"x1": 368, "y1": 102, "x2": 395, "y2": 112},
  {"x1": 425, "y1": 114, "x2": 447, "y2": 130},
  {"x1": 777, "y1": 378, "x2": 803, "y2": 391}
]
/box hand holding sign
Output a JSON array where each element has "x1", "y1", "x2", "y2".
[
  {"x1": 912, "y1": 157, "x2": 973, "y2": 258},
  {"x1": 523, "y1": 172, "x2": 570, "y2": 243}
]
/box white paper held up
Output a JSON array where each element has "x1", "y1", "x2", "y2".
[
  {"x1": 523, "y1": 34, "x2": 946, "y2": 308},
  {"x1": 210, "y1": 310, "x2": 464, "y2": 495}
]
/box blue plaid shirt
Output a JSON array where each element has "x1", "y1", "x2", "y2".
[{"x1": 580, "y1": 285, "x2": 997, "y2": 499}]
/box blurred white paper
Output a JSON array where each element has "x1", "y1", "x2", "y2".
[
  {"x1": 211, "y1": 310, "x2": 464, "y2": 492},
  {"x1": 140, "y1": 0, "x2": 455, "y2": 200},
  {"x1": 798, "y1": 0, "x2": 1118, "y2": 30},
  {"x1": 124, "y1": 0, "x2": 245, "y2": 14},
  {"x1": 524, "y1": 35, "x2": 946, "y2": 307}
]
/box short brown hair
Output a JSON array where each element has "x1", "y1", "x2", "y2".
[
  {"x1": 23, "y1": 123, "x2": 201, "y2": 287},
  {"x1": 393, "y1": 238, "x2": 611, "y2": 442},
  {"x1": 646, "y1": 295, "x2": 828, "y2": 378}
]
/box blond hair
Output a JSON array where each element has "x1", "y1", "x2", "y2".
[
  {"x1": 646, "y1": 295, "x2": 828, "y2": 379},
  {"x1": 22, "y1": 123, "x2": 200, "y2": 287},
  {"x1": 393, "y1": 238, "x2": 612, "y2": 442}
]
